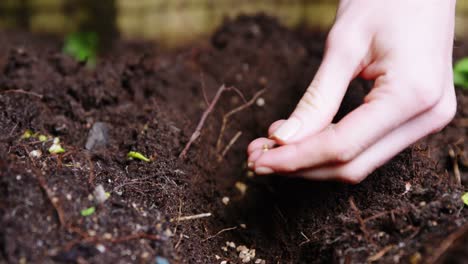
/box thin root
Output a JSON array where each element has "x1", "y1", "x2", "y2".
[
  {"x1": 171, "y1": 212, "x2": 212, "y2": 222},
  {"x1": 1, "y1": 89, "x2": 43, "y2": 99},
  {"x1": 218, "y1": 131, "x2": 242, "y2": 161},
  {"x1": 202, "y1": 226, "x2": 237, "y2": 242},
  {"x1": 349, "y1": 196, "x2": 374, "y2": 245},
  {"x1": 179, "y1": 85, "x2": 228, "y2": 159},
  {"x1": 216, "y1": 89, "x2": 266, "y2": 152}
]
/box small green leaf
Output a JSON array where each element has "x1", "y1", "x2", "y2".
[
  {"x1": 49, "y1": 137, "x2": 65, "y2": 154},
  {"x1": 80, "y1": 206, "x2": 96, "y2": 216},
  {"x1": 462, "y1": 192, "x2": 468, "y2": 206},
  {"x1": 38, "y1": 134, "x2": 48, "y2": 142},
  {"x1": 454, "y1": 58, "x2": 468, "y2": 73},
  {"x1": 63, "y1": 32, "x2": 98, "y2": 67},
  {"x1": 453, "y1": 58, "x2": 468, "y2": 90},
  {"x1": 21, "y1": 130, "x2": 33, "y2": 139},
  {"x1": 127, "y1": 151, "x2": 151, "y2": 162}
]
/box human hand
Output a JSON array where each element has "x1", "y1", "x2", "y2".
[{"x1": 247, "y1": 0, "x2": 457, "y2": 183}]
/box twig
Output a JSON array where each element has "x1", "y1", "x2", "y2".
[
  {"x1": 202, "y1": 226, "x2": 237, "y2": 242},
  {"x1": 349, "y1": 196, "x2": 373, "y2": 245},
  {"x1": 216, "y1": 89, "x2": 266, "y2": 152},
  {"x1": 179, "y1": 85, "x2": 227, "y2": 159},
  {"x1": 428, "y1": 223, "x2": 468, "y2": 264},
  {"x1": 173, "y1": 198, "x2": 183, "y2": 235},
  {"x1": 299, "y1": 228, "x2": 326, "y2": 246},
  {"x1": 171, "y1": 213, "x2": 212, "y2": 222},
  {"x1": 200, "y1": 72, "x2": 210, "y2": 107},
  {"x1": 228, "y1": 86, "x2": 247, "y2": 104},
  {"x1": 1, "y1": 89, "x2": 43, "y2": 99},
  {"x1": 448, "y1": 146, "x2": 461, "y2": 186},
  {"x1": 299, "y1": 232, "x2": 310, "y2": 246},
  {"x1": 175, "y1": 233, "x2": 184, "y2": 249},
  {"x1": 23, "y1": 146, "x2": 67, "y2": 227},
  {"x1": 218, "y1": 131, "x2": 242, "y2": 161},
  {"x1": 363, "y1": 208, "x2": 407, "y2": 223},
  {"x1": 367, "y1": 245, "x2": 394, "y2": 262}
]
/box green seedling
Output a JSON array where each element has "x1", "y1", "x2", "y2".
[
  {"x1": 63, "y1": 31, "x2": 98, "y2": 66},
  {"x1": 21, "y1": 129, "x2": 33, "y2": 139},
  {"x1": 80, "y1": 206, "x2": 96, "y2": 217},
  {"x1": 38, "y1": 134, "x2": 48, "y2": 142},
  {"x1": 49, "y1": 137, "x2": 65, "y2": 154},
  {"x1": 127, "y1": 151, "x2": 151, "y2": 162},
  {"x1": 462, "y1": 192, "x2": 468, "y2": 206},
  {"x1": 453, "y1": 58, "x2": 468, "y2": 90}
]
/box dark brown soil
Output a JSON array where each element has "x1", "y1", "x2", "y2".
[{"x1": 1, "y1": 15, "x2": 467, "y2": 264}]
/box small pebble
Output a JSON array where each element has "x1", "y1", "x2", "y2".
[
  {"x1": 226, "y1": 241, "x2": 236, "y2": 248},
  {"x1": 155, "y1": 256, "x2": 170, "y2": 264},
  {"x1": 256, "y1": 98, "x2": 265, "y2": 107},
  {"x1": 235, "y1": 182, "x2": 247, "y2": 195},
  {"x1": 404, "y1": 182, "x2": 411, "y2": 193},
  {"x1": 141, "y1": 252, "x2": 150, "y2": 259},
  {"x1": 29, "y1": 150, "x2": 42, "y2": 158},
  {"x1": 85, "y1": 122, "x2": 109, "y2": 151},
  {"x1": 222, "y1": 197, "x2": 230, "y2": 205},
  {"x1": 94, "y1": 184, "x2": 109, "y2": 204},
  {"x1": 96, "y1": 244, "x2": 106, "y2": 253}
]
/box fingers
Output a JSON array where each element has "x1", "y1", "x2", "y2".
[
  {"x1": 293, "y1": 85, "x2": 456, "y2": 183},
  {"x1": 270, "y1": 38, "x2": 366, "y2": 144},
  {"x1": 254, "y1": 73, "x2": 445, "y2": 174},
  {"x1": 258, "y1": 84, "x2": 456, "y2": 182},
  {"x1": 247, "y1": 137, "x2": 276, "y2": 155},
  {"x1": 268, "y1": 120, "x2": 286, "y2": 137}
]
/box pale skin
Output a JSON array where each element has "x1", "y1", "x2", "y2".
[{"x1": 247, "y1": 0, "x2": 458, "y2": 184}]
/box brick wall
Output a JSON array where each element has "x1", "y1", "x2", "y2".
[{"x1": 0, "y1": 0, "x2": 466, "y2": 46}]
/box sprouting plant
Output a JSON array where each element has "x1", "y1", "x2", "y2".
[
  {"x1": 127, "y1": 151, "x2": 151, "y2": 162},
  {"x1": 63, "y1": 31, "x2": 99, "y2": 66},
  {"x1": 49, "y1": 137, "x2": 65, "y2": 154},
  {"x1": 453, "y1": 58, "x2": 468, "y2": 90},
  {"x1": 21, "y1": 129, "x2": 33, "y2": 139},
  {"x1": 462, "y1": 192, "x2": 468, "y2": 206},
  {"x1": 38, "y1": 134, "x2": 48, "y2": 142},
  {"x1": 80, "y1": 206, "x2": 96, "y2": 217}
]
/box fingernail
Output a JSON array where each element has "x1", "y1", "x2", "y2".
[
  {"x1": 247, "y1": 162, "x2": 254, "y2": 169},
  {"x1": 255, "y1": 167, "x2": 274, "y2": 175},
  {"x1": 272, "y1": 117, "x2": 301, "y2": 142}
]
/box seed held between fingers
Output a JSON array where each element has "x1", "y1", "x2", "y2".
[{"x1": 255, "y1": 167, "x2": 274, "y2": 175}]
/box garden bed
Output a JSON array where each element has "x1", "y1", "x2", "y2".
[{"x1": 1, "y1": 15, "x2": 467, "y2": 263}]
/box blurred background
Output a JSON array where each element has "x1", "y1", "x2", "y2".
[{"x1": 0, "y1": 0, "x2": 467, "y2": 47}]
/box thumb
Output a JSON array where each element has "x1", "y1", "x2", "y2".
[{"x1": 271, "y1": 42, "x2": 363, "y2": 144}]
